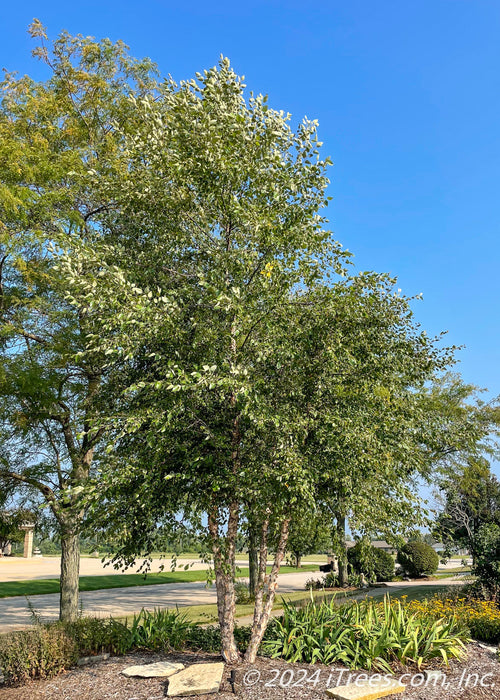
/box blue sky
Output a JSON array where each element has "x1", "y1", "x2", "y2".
[{"x1": 2, "y1": 1, "x2": 499, "y2": 396}]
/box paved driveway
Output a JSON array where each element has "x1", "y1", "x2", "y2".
[
  {"x1": 0, "y1": 570, "x2": 317, "y2": 631},
  {"x1": 0, "y1": 557, "x2": 254, "y2": 582}
]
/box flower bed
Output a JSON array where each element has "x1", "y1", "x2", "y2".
[{"x1": 404, "y1": 596, "x2": 500, "y2": 645}]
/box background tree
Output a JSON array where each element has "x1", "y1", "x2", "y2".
[
  {"x1": 284, "y1": 509, "x2": 332, "y2": 568},
  {"x1": 470, "y1": 523, "x2": 500, "y2": 601},
  {"x1": 421, "y1": 374, "x2": 500, "y2": 473},
  {"x1": 0, "y1": 21, "x2": 158, "y2": 620},
  {"x1": 330, "y1": 373, "x2": 500, "y2": 583},
  {"x1": 435, "y1": 458, "x2": 500, "y2": 561}
]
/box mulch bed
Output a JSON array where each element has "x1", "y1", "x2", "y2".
[{"x1": 0, "y1": 643, "x2": 498, "y2": 699}]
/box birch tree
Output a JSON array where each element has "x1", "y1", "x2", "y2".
[{"x1": 56, "y1": 59, "x2": 459, "y2": 661}]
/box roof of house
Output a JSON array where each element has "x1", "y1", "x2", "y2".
[{"x1": 345, "y1": 540, "x2": 397, "y2": 549}]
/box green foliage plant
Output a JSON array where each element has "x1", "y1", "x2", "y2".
[
  {"x1": 397, "y1": 542, "x2": 439, "y2": 578},
  {"x1": 436, "y1": 457, "x2": 500, "y2": 561},
  {"x1": 263, "y1": 595, "x2": 467, "y2": 671},
  {"x1": 59, "y1": 616, "x2": 132, "y2": 656},
  {"x1": 0, "y1": 609, "x2": 194, "y2": 685},
  {"x1": 348, "y1": 542, "x2": 394, "y2": 582},
  {"x1": 0, "y1": 626, "x2": 78, "y2": 685},
  {"x1": 126, "y1": 608, "x2": 193, "y2": 651},
  {"x1": 471, "y1": 523, "x2": 500, "y2": 601},
  {"x1": 0, "y1": 20, "x2": 159, "y2": 622},
  {"x1": 234, "y1": 580, "x2": 253, "y2": 605}
]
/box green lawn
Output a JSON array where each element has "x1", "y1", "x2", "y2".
[
  {"x1": 117, "y1": 587, "x2": 363, "y2": 625},
  {"x1": 432, "y1": 569, "x2": 471, "y2": 579},
  {"x1": 113, "y1": 583, "x2": 459, "y2": 627},
  {"x1": 382, "y1": 585, "x2": 451, "y2": 603},
  {"x1": 0, "y1": 565, "x2": 318, "y2": 599}
]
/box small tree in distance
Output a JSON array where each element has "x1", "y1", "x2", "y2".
[{"x1": 285, "y1": 510, "x2": 332, "y2": 568}]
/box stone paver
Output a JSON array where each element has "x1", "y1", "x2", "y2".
[
  {"x1": 122, "y1": 661, "x2": 184, "y2": 677},
  {"x1": 166, "y1": 662, "x2": 224, "y2": 696},
  {"x1": 326, "y1": 677, "x2": 406, "y2": 700}
]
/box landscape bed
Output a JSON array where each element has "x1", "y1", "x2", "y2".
[
  {"x1": 1, "y1": 591, "x2": 499, "y2": 698},
  {"x1": 0, "y1": 645, "x2": 498, "y2": 700}
]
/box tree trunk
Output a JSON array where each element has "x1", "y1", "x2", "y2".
[
  {"x1": 59, "y1": 527, "x2": 80, "y2": 622},
  {"x1": 336, "y1": 513, "x2": 349, "y2": 587},
  {"x1": 208, "y1": 504, "x2": 240, "y2": 663},
  {"x1": 294, "y1": 552, "x2": 301, "y2": 568},
  {"x1": 248, "y1": 524, "x2": 259, "y2": 598},
  {"x1": 217, "y1": 571, "x2": 239, "y2": 662},
  {"x1": 245, "y1": 517, "x2": 290, "y2": 663}
]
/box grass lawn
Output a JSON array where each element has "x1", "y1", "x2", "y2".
[
  {"x1": 432, "y1": 569, "x2": 471, "y2": 579},
  {"x1": 159, "y1": 584, "x2": 458, "y2": 625},
  {"x1": 110, "y1": 581, "x2": 463, "y2": 628},
  {"x1": 116, "y1": 587, "x2": 363, "y2": 625},
  {"x1": 0, "y1": 565, "x2": 319, "y2": 599},
  {"x1": 382, "y1": 585, "x2": 453, "y2": 603}
]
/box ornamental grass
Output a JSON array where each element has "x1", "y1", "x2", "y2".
[{"x1": 263, "y1": 595, "x2": 468, "y2": 672}]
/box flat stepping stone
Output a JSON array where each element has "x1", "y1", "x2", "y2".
[
  {"x1": 78, "y1": 653, "x2": 110, "y2": 666},
  {"x1": 122, "y1": 661, "x2": 185, "y2": 677},
  {"x1": 326, "y1": 677, "x2": 406, "y2": 700},
  {"x1": 167, "y1": 662, "x2": 224, "y2": 696}
]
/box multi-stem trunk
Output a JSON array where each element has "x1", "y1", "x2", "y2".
[
  {"x1": 59, "y1": 525, "x2": 81, "y2": 622},
  {"x1": 244, "y1": 517, "x2": 291, "y2": 663}
]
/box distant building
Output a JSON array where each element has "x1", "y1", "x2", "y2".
[{"x1": 346, "y1": 540, "x2": 398, "y2": 555}]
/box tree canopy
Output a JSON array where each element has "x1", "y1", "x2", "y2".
[{"x1": 55, "y1": 56, "x2": 469, "y2": 661}]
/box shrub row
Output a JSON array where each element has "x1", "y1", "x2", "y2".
[{"x1": 347, "y1": 541, "x2": 439, "y2": 580}]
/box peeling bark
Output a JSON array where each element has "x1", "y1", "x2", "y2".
[
  {"x1": 208, "y1": 504, "x2": 240, "y2": 663},
  {"x1": 245, "y1": 517, "x2": 290, "y2": 663}
]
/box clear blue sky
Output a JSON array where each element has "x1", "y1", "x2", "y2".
[{"x1": 2, "y1": 1, "x2": 499, "y2": 396}]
